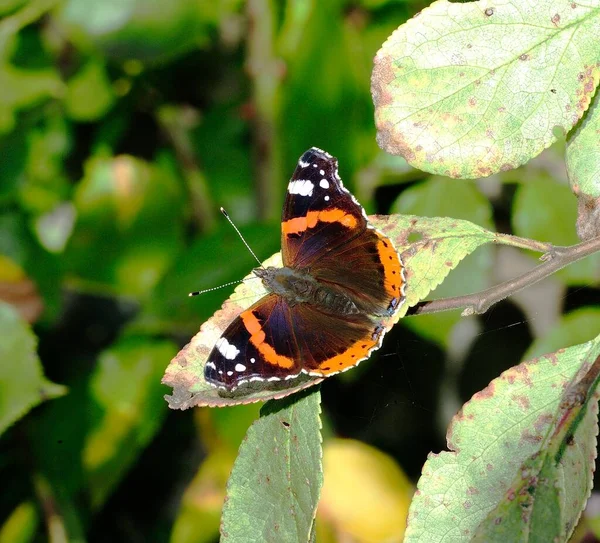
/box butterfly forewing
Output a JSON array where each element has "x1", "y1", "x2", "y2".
[{"x1": 281, "y1": 148, "x2": 368, "y2": 269}]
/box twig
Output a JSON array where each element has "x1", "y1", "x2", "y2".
[{"x1": 407, "y1": 235, "x2": 600, "y2": 317}]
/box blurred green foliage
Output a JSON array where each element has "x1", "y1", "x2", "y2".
[{"x1": 0, "y1": 0, "x2": 598, "y2": 541}]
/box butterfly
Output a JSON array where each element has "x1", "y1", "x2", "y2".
[{"x1": 204, "y1": 147, "x2": 406, "y2": 391}]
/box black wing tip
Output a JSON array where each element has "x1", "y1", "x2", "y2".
[{"x1": 300, "y1": 147, "x2": 335, "y2": 165}]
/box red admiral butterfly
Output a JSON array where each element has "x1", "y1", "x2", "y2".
[{"x1": 205, "y1": 147, "x2": 406, "y2": 391}]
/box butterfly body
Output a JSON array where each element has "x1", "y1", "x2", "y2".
[
  {"x1": 254, "y1": 266, "x2": 361, "y2": 315},
  {"x1": 204, "y1": 147, "x2": 406, "y2": 391}
]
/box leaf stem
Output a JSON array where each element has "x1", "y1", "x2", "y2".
[
  {"x1": 492, "y1": 232, "x2": 553, "y2": 253},
  {"x1": 407, "y1": 235, "x2": 600, "y2": 317}
]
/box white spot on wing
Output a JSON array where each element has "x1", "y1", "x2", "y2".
[
  {"x1": 235, "y1": 363, "x2": 246, "y2": 372},
  {"x1": 206, "y1": 361, "x2": 216, "y2": 370},
  {"x1": 216, "y1": 337, "x2": 240, "y2": 360},
  {"x1": 324, "y1": 195, "x2": 330, "y2": 201},
  {"x1": 319, "y1": 179, "x2": 329, "y2": 189},
  {"x1": 250, "y1": 357, "x2": 256, "y2": 363},
  {"x1": 288, "y1": 179, "x2": 314, "y2": 196},
  {"x1": 298, "y1": 159, "x2": 309, "y2": 167},
  {"x1": 227, "y1": 370, "x2": 233, "y2": 376},
  {"x1": 319, "y1": 169, "x2": 325, "y2": 175}
]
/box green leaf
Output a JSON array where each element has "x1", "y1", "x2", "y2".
[
  {"x1": 387, "y1": 214, "x2": 496, "y2": 312},
  {"x1": 372, "y1": 0, "x2": 600, "y2": 178},
  {"x1": 512, "y1": 176, "x2": 600, "y2": 284},
  {"x1": 0, "y1": 0, "x2": 27, "y2": 17},
  {"x1": 221, "y1": 389, "x2": 322, "y2": 542},
  {"x1": 163, "y1": 214, "x2": 498, "y2": 407},
  {"x1": 404, "y1": 337, "x2": 600, "y2": 542},
  {"x1": 83, "y1": 336, "x2": 177, "y2": 508},
  {"x1": 472, "y1": 345, "x2": 600, "y2": 542},
  {"x1": 0, "y1": 301, "x2": 66, "y2": 436}
]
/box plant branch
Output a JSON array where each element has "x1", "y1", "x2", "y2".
[{"x1": 407, "y1": 235, "x2": 600, "y2": 317}]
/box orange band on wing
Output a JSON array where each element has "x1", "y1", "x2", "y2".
[
  {"x1": 240, "y1": 310, "x2": 295, "y2": 369},
  {"x1": 282, "y1": 209, "x2": 358, "y2": 235},
  {"x1": 376, "y1": 234, "x2": 404, "y2": 299},
  {"x1": 313, "y1": 336, "x2": 379, "y2": 375}
]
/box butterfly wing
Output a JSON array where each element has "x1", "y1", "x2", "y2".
[
  {"x1": 288, "y1": 303, "x2": 387, "y2": 376},
  {"x1": 281, "y1": 147, "x2": 368, "y2": 268},
  {"x1": 204, "y1": 294, "x2": 303, "y2": 390},
  {"x1": 282, "y1": 147, "x2": 405, "y2": 317},
  {"x1": 205, "y1": 293, "x2": 386, "y2": 389}
]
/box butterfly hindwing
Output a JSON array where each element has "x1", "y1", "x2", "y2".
[{"x1": 204, "y1": 294, "x2": 303, "y2": 390}]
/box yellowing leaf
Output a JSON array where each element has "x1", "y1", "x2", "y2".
[{"x1": 372, "y1": 0, "x2": 600, "y2": 178}]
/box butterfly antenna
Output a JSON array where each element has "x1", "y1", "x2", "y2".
[
  {"x1": 189, "y1": 278, "x2": 252, "y2": 297},
  {"x1": 220, "y1": 207, "x2": 263, "y2": 267}
]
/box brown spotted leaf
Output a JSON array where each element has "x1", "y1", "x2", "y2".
[
  {"x1": 163, "y1": 215, "x2": 500, "y2": 407},
  {"x1": 372, "y1": 0, "x2": 600, "y2": 178},
  {"x1": 404, "y1": 336, "x2": 600, "y2": 542}
]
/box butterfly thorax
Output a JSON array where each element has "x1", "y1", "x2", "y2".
[{"x1": 254, "y1": 266, "x2": 360, "y2": 315}]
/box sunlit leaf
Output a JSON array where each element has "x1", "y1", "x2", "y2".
[
  {"x1": 0, "y1": 301, "x2": 66, "y2": 436},
  {"x1": 372, "y1": 0, "x2": 600, "y2": 178},
  {"x1": 221, "y1": 389, "x2": 322, "y2": 542}
]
